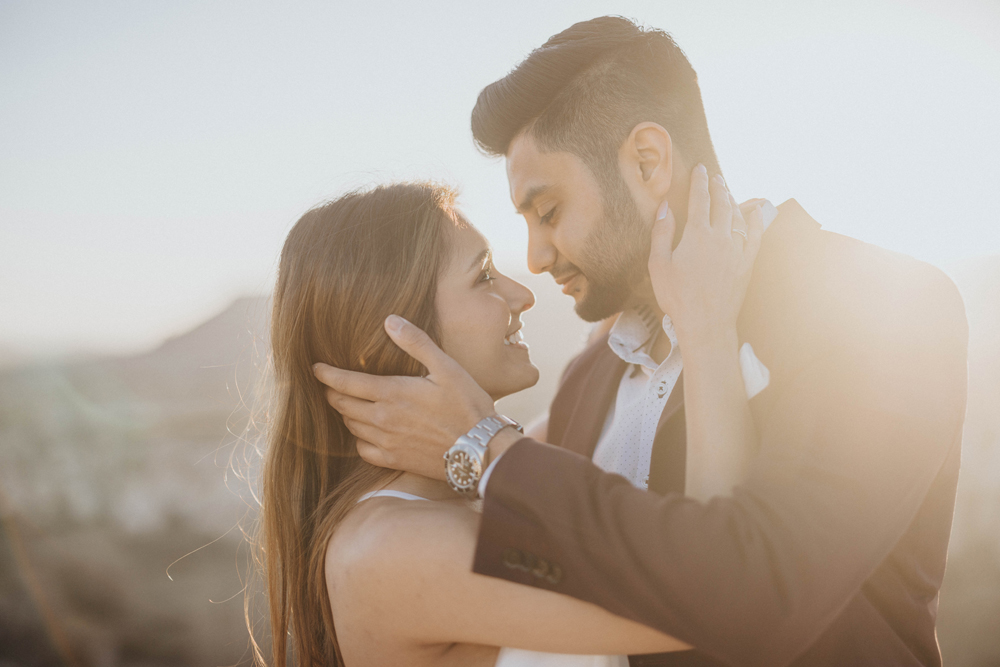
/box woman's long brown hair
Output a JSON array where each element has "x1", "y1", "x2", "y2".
[{"x1": 249, "y1": 183, "x2": 460, "y2": 666}]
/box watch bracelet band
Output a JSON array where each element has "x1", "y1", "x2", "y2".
[
  {"x1": 462, "y1": 414, "x2": 523, "y2": 451},
  {"x1": 445, "y1": 414, "x2": 522, "y2": 497}
]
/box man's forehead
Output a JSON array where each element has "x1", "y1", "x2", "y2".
[{"x1": 505, "y1": 134, "x2": 578, "y2": 209}]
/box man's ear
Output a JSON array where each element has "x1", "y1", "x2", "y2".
[{"x1": 621, "y1": 122, "x2": 673, "y2": 200}]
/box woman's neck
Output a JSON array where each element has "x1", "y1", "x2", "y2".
[{"x1": 383, "y1": 471, "x2": 461, "y2": 501}]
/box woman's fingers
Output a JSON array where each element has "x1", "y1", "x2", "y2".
[
  {"x1": 686, "y1": 164, "x2": 711, "y2": 229},
  {"x1": 729, "y1": 193, "x2": 746, "y2": 250},
  {"x1": 709, "y1": 174, "x2": 733, "y2": 234},
  {"x1": 744, "y1": 203, "x2": 765, "y2": 263},
  {"x1": 649, "y1": 200, "x2": 676, "y2": 264},
  {"x1": 739, "y1": 198, "x2": 767, "y2": 216}
]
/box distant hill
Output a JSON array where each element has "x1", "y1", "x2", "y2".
[{"x1": 0, "y1": 296, "x2": 275, "y2": 665}]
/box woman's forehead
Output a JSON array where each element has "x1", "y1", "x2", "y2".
[{"x1": 445, "y1": 223, "x2": 490, "y2": 271}]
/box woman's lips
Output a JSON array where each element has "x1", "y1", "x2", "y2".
[{"x1": 503, "y1": 329, "x2": 529, "y2": 351}]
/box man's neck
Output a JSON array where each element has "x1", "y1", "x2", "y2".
[
  {"x1": 650, "y1": 325, "x2": 673, "y2": 366},
  {"x1": 627, "y1": 284, "x2": 672, "y2": 365}
]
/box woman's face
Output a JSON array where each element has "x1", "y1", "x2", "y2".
[{"x1": 435, "y1": 221, "x2": 539, "y2": 401}]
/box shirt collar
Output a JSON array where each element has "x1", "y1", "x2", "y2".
[
  {"x1": 757, "y1": 200, "x2": 778, "y2": 231},
  {"x1": 606, "y1": 199, "x2": 778, "y2": 370},
  {"x1": 608, "y1": 303, "x2": 677, "y2": 371}
]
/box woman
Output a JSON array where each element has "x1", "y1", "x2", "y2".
[{"x1": 252, "y1": 178, "x2": 759, "y2": 665}]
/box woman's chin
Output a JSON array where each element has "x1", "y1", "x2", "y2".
[{"x1": 485, "y1": 364, "x2": 540, "y2": 402}]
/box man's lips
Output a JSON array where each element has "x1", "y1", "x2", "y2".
[{"x1": 555, "y1": 271, "x2": 582, "y2": 295}]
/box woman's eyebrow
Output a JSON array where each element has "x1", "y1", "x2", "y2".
[{"x1": 468, "y1": 248, "x2": 491, "y2": 272}]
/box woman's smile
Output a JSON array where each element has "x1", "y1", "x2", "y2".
[
  {"x1": 435, "y1": 222, "x2": 539, "y2": 400},
  {"x1": 503, "y1": 327, "x2": 529, "y2": 351}
]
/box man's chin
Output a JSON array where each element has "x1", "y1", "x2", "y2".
[{"x1": 574, "y1": 289, "x2": 628, "y2": 323}]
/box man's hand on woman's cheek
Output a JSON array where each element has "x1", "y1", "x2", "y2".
[{"x1": 312, "y1": 314, "x2": 495, "y2": 480}]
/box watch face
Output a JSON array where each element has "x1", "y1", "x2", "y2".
[{"x1": 447, "y1": 445, "x2": 482, "y2": 490}]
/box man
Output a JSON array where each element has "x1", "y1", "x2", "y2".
[{"x1": 314, "y1": 17, "x2": 968, "y2": 666}]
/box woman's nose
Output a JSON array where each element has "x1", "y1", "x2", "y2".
[{"x1": 505, "y1": 277, "x2": 535, "y2": 315}]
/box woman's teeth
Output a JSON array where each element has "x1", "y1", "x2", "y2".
[{"x1": 503, "y1": 330, "x2": 528, "y2": 349}]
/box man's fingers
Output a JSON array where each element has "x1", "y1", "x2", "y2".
[
  {"x1": 313, "y1": 362, "x2": 389, "y2": 401},
  {"x1": 649, "y1": 200, "x2": 676, "y2": 263},
  {"x1": 356, "y1": 439, "x2": 389, "y2": 468},
  {"x1": 325, "y1": 387, "x2": 379, "y2": 424},
  {"x1": 709, "y1": 174, "x2": 733, "y2": 233},
  {"x1": 343, "y1": 415, "x2": 390, "y2": 450},
  {"x1": 384, "y1": 315, "x2": 460, "y2": 377},
  {"x1": 687, "y1": 164, "x2": 711, "y2": 229}
]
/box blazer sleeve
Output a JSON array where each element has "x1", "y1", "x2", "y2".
[{"x1": 473, "y1": 276, "x2": 968, "y2": 667}]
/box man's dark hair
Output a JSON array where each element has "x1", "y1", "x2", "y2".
[{"x1": 471, "y1": 16, "x2": 720, "y2": 185}]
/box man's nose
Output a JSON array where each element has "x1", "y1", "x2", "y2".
[{"x1": 526, "y1": 227, "x2": 556, "y2": 275}]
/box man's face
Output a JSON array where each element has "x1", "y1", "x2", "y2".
[{"x1": 506, "y1": 132, "x2": 649, "y2": 322}]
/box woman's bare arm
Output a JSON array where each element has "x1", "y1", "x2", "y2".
[
  {"x1": 328, "y1": 501, "x2": 691, "y2": 656},
  {"x1": 647, "y1": 171, "x2": 765, "y2": 502},
  {"x1": 680, "y1": 332, "x2": 758, "y2": 501}
]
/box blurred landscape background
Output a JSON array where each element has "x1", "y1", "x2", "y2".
[
  {"x1": 0, "y1": 259, "x2": 998, "y2": 666},
  {"x1": 3, "y1": 1, "x2": 999, "y2": 665}
]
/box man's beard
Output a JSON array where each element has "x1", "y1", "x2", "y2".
[{"x1": 572, "y1": 175, "x2": 650, "y2": 322}]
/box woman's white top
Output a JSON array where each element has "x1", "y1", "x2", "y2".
[{"x1": 357, "y1": 490, "x2": 628, "y2": 667}]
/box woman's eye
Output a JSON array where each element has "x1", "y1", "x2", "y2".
[
  {"x1": 539, "y1": 208, "x2": 556, "y2": 225},
  {"x1": 479, "y1": 267, "x2": 495, "y2": 283}
]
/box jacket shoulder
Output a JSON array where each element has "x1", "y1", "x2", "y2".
[{"x1": 816, "y1": 231, "x2": 968, "y2": 354}]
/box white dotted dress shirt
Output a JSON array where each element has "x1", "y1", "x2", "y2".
[
  {"x1": 593, "y1": 201, "x2": 777, "y2": 488},
  {"x1": 481, "y1": 201, "x2": 778, "y2": 495}
]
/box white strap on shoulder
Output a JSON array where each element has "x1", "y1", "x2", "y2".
[{"x1": 356, "y1": 490, "x2": 430, "y2": 504}]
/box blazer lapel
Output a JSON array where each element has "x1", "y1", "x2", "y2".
[
  {"x1": 557, "y1": 343, "x2": 628, "y2": 459},
  {"x1": 648, "y1": 373, "x2": 687, "y2": 495}
]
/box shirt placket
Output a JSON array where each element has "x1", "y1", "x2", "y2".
[{"x1": 638, "y1": 351, "x2": 682, "y2": 488}]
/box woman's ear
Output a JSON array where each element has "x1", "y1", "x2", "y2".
[{"x1": 621, "y1": 122, "x2": 673, "y2": 200}]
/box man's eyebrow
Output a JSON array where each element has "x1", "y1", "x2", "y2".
[
  {"x1": 514, "y1": 184, "x2": 551, "y2": 213},
  {"x1": 468, "y1": 248, "x2": 491, "y2": 272}
]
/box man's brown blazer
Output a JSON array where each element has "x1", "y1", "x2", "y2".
[{"x1": 473, "y1": 200, "x2": 968, "y2": 667}]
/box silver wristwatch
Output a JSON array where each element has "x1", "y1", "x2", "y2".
[{"x1": 443, "y1": 415, "x2": 523, "y2": 497}]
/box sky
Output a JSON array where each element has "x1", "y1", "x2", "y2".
[{"x1": 2, "y1": 0, "x2": 999, "y2": 358}]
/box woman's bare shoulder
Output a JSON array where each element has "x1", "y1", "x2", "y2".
[
  {"x1": 325, "y1": 499, "x2": 498, "y2": 665},
  {"x1": 327, "y1": 498, "x2": 477, "y2": 589}
]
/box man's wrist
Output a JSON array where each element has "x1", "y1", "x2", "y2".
[
  {"x1": 488, "y1": 426, "x2": 521, "y2": 463},
  {"x1": 444, "y1": 415, "x2": 521, "y2": 498},
  {"x1": 478, "y1": 426, "x2": 522, "y2": 498}
]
